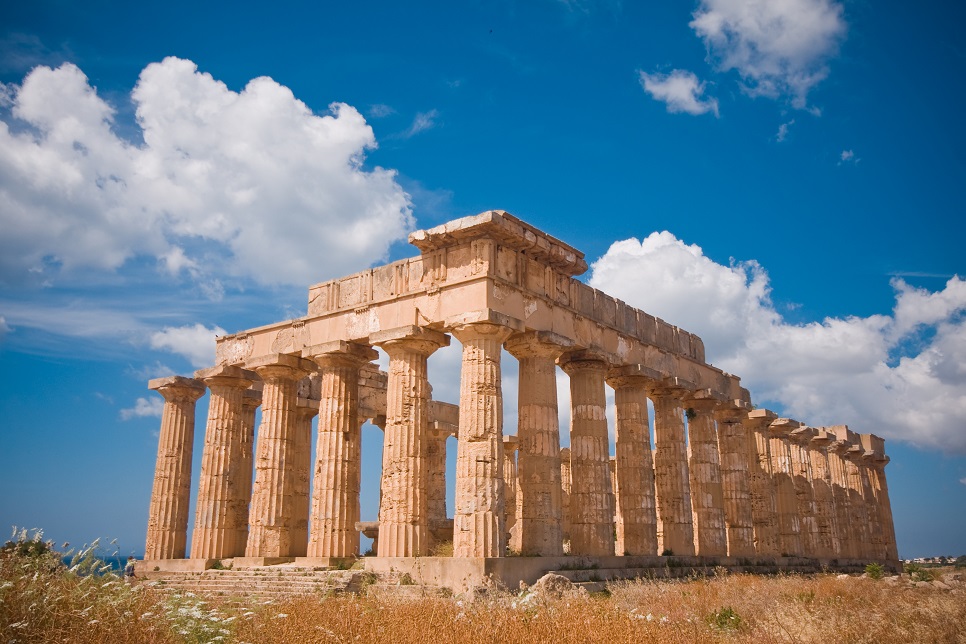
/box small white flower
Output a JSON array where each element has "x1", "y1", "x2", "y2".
[
  {"x1": 646, "y1": 612, "x2": 653, "y2": 621},
  {"x1": 274, "y1": 613, "x2": 288, "y2": 619}
]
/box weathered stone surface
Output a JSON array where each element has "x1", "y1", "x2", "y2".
[
  {"x1": 145, "y1": 376, "x2": 206, "y2": 560},
  {"x1": 714, "y1": 402, "x2": 755, "y2": 557},
  {"x1": 686, "y1": 392, "x2": 727, "y2": 557},
  {"x1": 744, "y1": 409, "x2": 779, "y2": 557},
  {"x1": 649, "y1": 380, "x2": 695, "y2": 556},
  {"x1": 560, "y1": 351, "x2": 614, "y2": 557}
]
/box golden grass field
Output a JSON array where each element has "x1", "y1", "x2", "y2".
[{"x1": 2, "y1": 535, "x2": 964, "y2": 643}]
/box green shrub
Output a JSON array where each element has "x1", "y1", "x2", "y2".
[
  {"x1": 708, "y1": 606, "x2": 743, "y2": 632},
  {"x1": 865, "y1": 563, "x2": 885, "y2": 579}
]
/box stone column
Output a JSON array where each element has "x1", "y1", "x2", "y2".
[
  {"x1": 244, "y1": 353, "x2": 314, "y2": 560},
  {"x1": 303, "y1": 342, "x2": 377, "y2": 559},
  {"x1": 504, "y1": 331, "x2": 569, "y2": 557},
  {"x1": 559, "y1": 351, "x2": 615, "y2": 557},
  {"x1": 868, "y1": 455, "x2": 899, "y2": 563},
  {"x1": 685, "y1": 391, "x2": 727, "y2": 557},
  {"x1": 291, "y1": 397, "x2": 318, "y2": 558},
  {"x1": 649, "y1": 378, "x2": 695, "y2": 556},
  {"x1": 857, "y1": 447, "x2": 885, "y2": 560},
  {"x1": 844, "y1": 445, "x2": 872, "y2": 559},
  {"x1": 190, "y1": 365, "x2": 256, "y2": 560},
  {"x1": 805, "y1": 428, "x2": 839, "y2": 559},
  {"x1": 145, "y1": 376, "x2": 206, "y2": 560},
  {"x1": 452, "y1": 321, "x2": 515, "y2": 558},
  {"x1": 560, "y1": 447, "x2": 572, "y2": 548},
  {"x1": 828, "y1": 435, "x2": 856, "y2": 559},
  {"x1": 788, "y1": 426, "x2": 820, "y2": 557},
  {"x1": 769, "y1": 418, "x2": 803, "y2": 557},
  {"x1": 714, "y1": 402, "x2": 755, "y2": 557},
  {"x1": 236, "y1": 388, "x2": 261, "y2": 555},
  {"x1": 372, "y1": 326, "x2": 449, "y2": 557},
  {"x1": 743, "y1": 409, "x2": 779, "y2": 557},
  {"x1": 606, "y1": 366, "x2": 658, "y2": 556},
  {"x1": 502, "y1": 436, "x2": 520, "y2": 552},
  {"x1": 427, "y1": 425, "x2": 451, "y2": 550}
]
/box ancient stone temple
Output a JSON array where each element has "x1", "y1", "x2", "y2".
[{"x1": 141, "y1": 211, "x2": 899, "y2": 588}]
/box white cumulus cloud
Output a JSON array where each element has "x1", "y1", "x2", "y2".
[
  {"x1": 690, "y1": 0, "x2": 847, "y2": 109},
  {"x1": 149, "y1": 323, "x2": 226, "y2": 368},
  {"x1": 120, "y1": 396, "x2": 164, "y2": 420},
  {"x1": 639, "y1": 70, "x2": 719, "y2": 117},
  {"x1": 0, "y1": 57, "x2": 414, "y2": 287},
  {"x1": 589, "y1": 232, "x2": 966, "y2": 454}
]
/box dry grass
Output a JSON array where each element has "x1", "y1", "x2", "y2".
[{"x1": 3, "y1": 532, "x2": 964, "y2": 644}]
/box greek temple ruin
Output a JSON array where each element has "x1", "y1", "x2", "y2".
[{"x1": 140, "y1": 211, "x2": 899, "y2": 588}]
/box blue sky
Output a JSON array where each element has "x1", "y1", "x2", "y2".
[{"x1": 1, "y1": 0, "x2": 964, "y2": 559}]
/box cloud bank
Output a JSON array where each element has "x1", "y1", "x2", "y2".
[
  {"x1": 0, "y1": 57, "x2": 414, "y2": 288},
  {"x1": 690, "y1": 0, "x2": 847, "y2": 108},
  {"x1": 589, "y1": 232, "x2": 966, "y2": 454}
]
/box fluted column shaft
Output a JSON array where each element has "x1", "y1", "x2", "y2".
[
  {"x1": 373, "y1": 327, "x2": 448, "y2": 557},
  {"x1": 769, "y1": 425, "x2": 803, "y2": 557},
  {"x1": 427, "y1": 427, "x2": 450, "y2": 548},
  {"x1": 607, "y1": 374, "x2": 658, "y2": 556},
  {"x1": 245, "y1": 354, "x2": 313, "y2": 558},
  {"x1": 304, "y1": 343, "x2": 376, "y2": 558},
  {"x1": 452, "y1": 323, "x2": 514, "y2": 558},
  {"x1": 502, "y1": 437, "x2": 520, "y2": 552},
  {"x1": 806, "y1": 431, "x2": 839, "y2": 559},
  {"x1": 650, "y1": 385, "x2": 695, "y2": 556},
  {"x1": 744, "y1": 411, "x2": 779, "y2": 556},
  {"x1": 828, "y1": 442, "x2": 856, "y2": 558},
  {"x1": 505, "y1": 332, "x2": 567, "y2": 556},
  {"x1": 236, "y1": 390, "x2": 261, "y2": 555},
  {"x1": 715, "y1": 406, "x2": 755, "y2": 557},
  {"x1": 145, "y1": 376, "x2": 206, "y2": 560},
  {"x1": 560, "y1": 353, "x2": 614, "y2": 556},
  {"x1": 789, "y1": 429, "x2": 820, "y2": 557},
  {"x1": 191, "y1": 366, "x2": 256, "y2": 559},
  {"x1": 560, "y1": 447, "x2": 572, "y2": 546},
  {"x1": 858, "y1": 451, "x2": 885, "y2": 560},
  {"x1": 870, "y1": 458, "x2": 898, "y2": 562},
  {"x1": 686, "y1": 396, "x2": 727, "y2": 556},
  {"x1": 292, "y1": 399, "x2": 317, "y2": 557},
  {"x1": 841, "y1": 449, "x2": 871, "y2": 559}
]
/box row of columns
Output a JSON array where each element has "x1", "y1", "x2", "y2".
[{"x1": 145, "y1": 322, "x2": 896, "y2": 564}]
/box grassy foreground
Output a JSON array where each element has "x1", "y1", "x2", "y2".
[{"x1": 3, "y1": 533, "x2": 965, "y2": 643}]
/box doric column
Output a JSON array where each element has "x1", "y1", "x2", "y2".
[
  {"x1": 805, "y1": 428, "x2": 839, "y2": 559},
  {"x1": 244, "y1": 353, "x2": 314, "y2": 559},
  {"x1": 502, "y1": 436, "x2": 520, "y2": 552},
  {"x1": 649, "y1": 378, "x2": 695, "y2": 556},
  {"x1": 427, "y1": 425, "x2": 451, "y2": 550},
  {"x1": 303, "y1": 342, "x2": 377, "y2": 559},
  {"x1": 191, "y1": 365, "x2": 256, "y2": 560},
  {"x1": 743, "y1": 409, "x2": 779, "y2": 556},
  {"x1": 844, "y1": 444, "x2": 872, "y2": 559},
  {"x1": 236, "y1": 388, "x2": 261, "y2": 555},
  {"x1": 769, "y1": 418, "x2": 803, "y2": 557},
  {"x1": 685, "y1": 391, "x2": 727, "y2": 557},
  {"x1": 828, "y1": 435, "x2": 856, "y2": 558},
  {"x1": 291, "y1": 397, "x2": 318, "y2": 558},
  {"x1": 372, "y1": 325, "x2": 449, "y2": 557},
  {"x1": 857, "y1": 447, "x2": 885, "y2": 560},
  {"x1": 504, "y1": 331, "x2": 570, "y2": 557},
  {"x1": 868, "y1": 454, "x2": 898, "y2": 563},
  {"x1": 559, "y1": 351, "x2": 615, "y2": 557},
  {"x1": 788, "y1": 426, "x2": 820, "y2": 557},
  {"x1": 714, "y1": 402, "x2": 755, "y2": 557},
  {"x1": 145, "y1": 376, "x2": 206, "y2": 560},
  {"x1": 606, "y1": 366, "x2": 658, "y2": 556},
  {"x1": 451, "y1": 321, "x2": 515, "y2": 558},
  {"x1": 560, "y1": 447, "x2": 572, "y2": 548}
]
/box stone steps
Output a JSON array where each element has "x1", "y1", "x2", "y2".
[
  {"x1": 548, "y1": 562, "x2": 824, "y2": 584},
  {"x1": 140, "y1": 567, "x2": 364, "y2": 600}
]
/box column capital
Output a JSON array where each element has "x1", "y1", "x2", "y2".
[
  {"x1": 371, "y1": 325, "x2": 450, "y2": 355},
  {"x1": 296, "y1": 396, "x2": 319, "y2": 419},
  {"x1": 646, "y1": 376, "x2": 696, "y2": 399},
  {"x1": 605, "y1": 363, "x2": 664, "y2": 390},
  {"x1": 684, "y1": 388, "x2": 724, "y2": 412},
  {"x1": 445, "y1": 309, "x2": 524, "y2": 335},
  {"x1": 450, "y1": 321, "x2": 516, "y2": 345},
  {"x1": 769, "y1": 417, "x2": 802, "y2": 438},
  {"x1": 789, "y1": 426, "x2": 817, "y2": 445},
  {"x1": 194, "y1": 364, "x2": 257, "y2": 389},
  {"x1": 505, "y1": 330, "x2": 573, "y2": 359},
  {"x1": 245, "y1": 353, "x2": 315, "y2": 380},
  {"x1": 713, "y1": 400, "x2": 751, "y2": 423},
  {"x1": 502, "y1": 434, "x2": 519, "y2": 454},
  {"x1": 808, "y1": 428, "x2": 834, "y2": 448},
  {"x1": 302, "y1": 341, "x2": 378, "y2": 368},
  {"x1": 148, "y1": 375, "x2": 206, "y2": 402},
  {"x1": 241, "y1": 388, "x2": 262, "y2": 410},
  {"x1": 558, "y1": 349, "x2": 610, "y2": 375}
]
